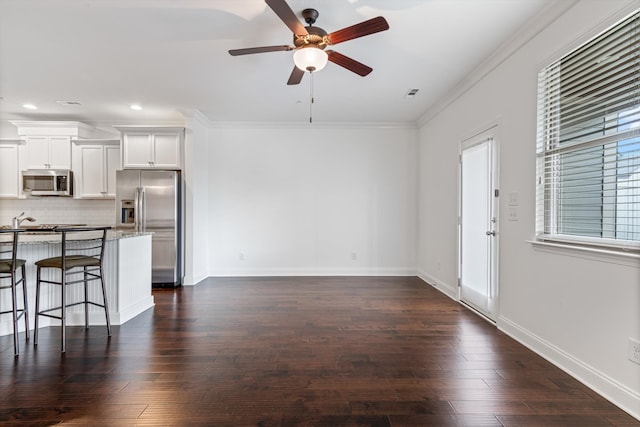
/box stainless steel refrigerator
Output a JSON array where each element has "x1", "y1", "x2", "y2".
[{"x1": 115, "y1": 170, "x2": 183, "y2": 287}]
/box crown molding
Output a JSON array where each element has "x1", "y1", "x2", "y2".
[
  {"x1": 180, "y1": 109, "x2": 213, "y2": 128},
  {"x1": 208, "y1": 121, "x2": 418, "y2": 131},
  {"x1": 9, "y1": 120, "x2": 93, "y2": 131},
  {"x1": 417, "y1": 0, "x2": 579, "y2": 128}
]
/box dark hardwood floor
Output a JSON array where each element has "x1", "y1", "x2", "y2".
[{"x1": 0, "y1": 276, "x2": 637, "y2": 426}]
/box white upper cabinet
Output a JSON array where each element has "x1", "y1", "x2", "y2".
[
  {"x1": 0, "y1": 140, "x2": 22, "y2": 198},
  {"x1": 152, "y1": 132, "x2": 182, "y2": 168},
  {"x1": 105, "y1": 145, "x2": 120, "y2": 196},
  {"x1": 72, "y1": 140, "x2": 120, "y2": 199},
  {"x1": 116, "y1": 126, "x2": 183, "y2": 169},
  {"x1": 10, "y1": 120, "x2": 94, "y2": 170},
  {"x1": 122, "y1": 133, "x2": 153, "y2": 168},
  {"x1": 25, "y1": 135, "x2": 72, "y2": 169}
]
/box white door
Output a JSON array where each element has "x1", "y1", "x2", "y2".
[{"x1": 459, "y1": 131, "x2": 499, "y2": 320}]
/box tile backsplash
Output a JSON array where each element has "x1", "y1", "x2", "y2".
[{"x1": 0, "y1": 198, "x2": 115, "y2": 226}]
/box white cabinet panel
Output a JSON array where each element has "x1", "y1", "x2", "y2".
[
  {"x1": 0, "y1": 143, "x2": 21, "y2": 198},
  {"x1": 25, "y1": 136, "x2": 49, "y2": 169},
  {"x1": 153, "y1": 133, "x2": 181, "y2": 168},
  {"x1": 49, "y1": 136, "x2": 72, "y2": 169},
  {"x1": 105, "y1": 145, "x2": 120, "y2": 197},
  {"x1": 78, "y1": 145, "x2": 103, "y2": 197},
  {"x1": 122, "y1": 133, "x2": 153, "y2": 168},
  {"x1": 73, "y1": 141, "x2": 120, "y2": 199},
  {"x1": 25, "y1": 136, "x2": 71, "y2": 169},
  {"x1": 119, "y1": 127, "x2": 183, "y2": 169}
]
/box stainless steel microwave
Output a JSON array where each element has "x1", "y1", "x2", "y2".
[{"x1": 22, "y1": 169, "x2": 73, "y2": 196}]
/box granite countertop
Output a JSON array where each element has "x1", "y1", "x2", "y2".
[{"x1": 0, "y1": 226, "x2": 152, "y2": 244}]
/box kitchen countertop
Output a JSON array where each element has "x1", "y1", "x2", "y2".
[{"x1": 3, "y1": 227, "x2": 152, "y2": 244}]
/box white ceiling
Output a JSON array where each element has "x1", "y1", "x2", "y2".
[{"x1": 0, "y1": 0, "x2": 560, "y2": 127}]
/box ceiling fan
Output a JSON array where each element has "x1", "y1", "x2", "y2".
[{"x1": 228, "y1": 0, "x2": 389, "y2": 85}]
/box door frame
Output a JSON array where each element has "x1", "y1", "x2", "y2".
[{"x1": 458, "y1": 125, "x2": 500, "y2": 321}]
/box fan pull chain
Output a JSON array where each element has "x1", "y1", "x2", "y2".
[{"x1": 309, "y1": 71, "x2": 315, "y2": 124}]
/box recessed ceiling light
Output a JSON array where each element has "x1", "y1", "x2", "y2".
[
  {"x1": 130, "y1": 104, "x2": 142, "y2": 111},
  {"x1": 22, "y1": 103, "x2": 37, "y2": 110}
]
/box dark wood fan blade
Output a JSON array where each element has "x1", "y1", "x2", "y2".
[
  {"x1": 228, "y1": 45, "x2": 293, "y2": 56},
  {"x1": 327, "y1": 16, "x2": 389, "y2": 45},
  {"x1": 287, "y1": 66, "x2": 305, "y2": 85},
  {"x1": 327, "y1": 50, "x2": 372, "y2": 76},
  {"x1": 265, "y1": 0, "x2": 308, "y2": 36}
]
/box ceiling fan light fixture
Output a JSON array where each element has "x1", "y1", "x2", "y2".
[{"x1": 293, "y1": 47, "x2": 328, "y2": 72}]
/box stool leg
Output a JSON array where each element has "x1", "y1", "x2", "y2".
[
  {"x1": 34, "y1": 267, "x2": 41, "y2": 347},
  {"x1": 21, "y1": 264, "x2": 29, "y2": 341},
  {"x1": 61, "y1": 270, "x2": 66, "y2": 353},
  {"x1": 10, "y1": 269, "x2": 19, "y2": 356},
  {"x1": 100, "y1": 266, "x2": 111, "y2": 337},
  {"x1": 83, "y1": 266, "x2": 89, "y2": 330}
]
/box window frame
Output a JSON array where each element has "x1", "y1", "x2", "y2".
[{"x1": 535, "y1": 9, "x2": 640, "y2": 254}]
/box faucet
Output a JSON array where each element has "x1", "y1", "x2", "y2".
[{"x1": 12, "y1": 212, "x2": 36, "y2": 229}]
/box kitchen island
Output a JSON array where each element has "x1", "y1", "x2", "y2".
[{"x1": 0, "y1": 230, "x2": 154, "y2": 338}]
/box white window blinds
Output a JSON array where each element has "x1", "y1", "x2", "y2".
[{"x1": 536, "y1": 10, "x2": 640, "y2": 250}]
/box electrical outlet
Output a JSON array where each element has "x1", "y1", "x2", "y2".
[
  {"x1": 239, "y1": 252, "x2": 245, "y2": 261},
  {"x1": 629, "y1": 338, "x2": 640, "y2": 365},
  {"x1": 351, "y1": 252, "x2": 357, "y2": 261}
]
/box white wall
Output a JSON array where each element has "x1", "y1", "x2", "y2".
[
  {"x1": 183, "y1": 112, "x2": 210, "y2": 285},
  {"x1": 417, "y1": 0, "x2": 640, "y2": 418},
  {"x1": 206, "y1": 124, "x2": 417, "y2": 276}
]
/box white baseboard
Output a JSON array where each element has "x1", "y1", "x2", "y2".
[
  {"x1": 0, "y1": 320, "x2": 28, "y2": 337},
  {"x1": 209, "y1": 267, "x2": 417, "y2": 277},
  {"x1": 115, "y1": 296, "x2": 155, "y2": 324},
  {"x1": 499, "y1": 315, "x2": 640, "y2": 421},
  {"x1": 183, "y1": 272, "x2": 209, "y2": 286},
  {"x1": 416, "y1": 269, "x2": 458, "y2": 300},
  {"x1": 65, "y1": 296, "x2": 155, "y2": 326}
]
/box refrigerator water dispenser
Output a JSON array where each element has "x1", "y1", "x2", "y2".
[{"x1": 121, "y1": 200, "x2": 135, "y2": 224}]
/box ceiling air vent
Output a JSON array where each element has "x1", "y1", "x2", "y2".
[{"x1": 405, "y1": 88, "x2": 419, "y2": 99}]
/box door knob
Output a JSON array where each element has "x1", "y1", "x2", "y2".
[{"x1": 486, "y1": 231, "x2": 496, "y2": 236}]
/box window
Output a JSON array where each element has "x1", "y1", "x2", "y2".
[{"x1": 536, "y1": 10, "x2": 640, "y2": 251}]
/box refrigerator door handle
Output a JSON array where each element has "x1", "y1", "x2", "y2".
[
  {"x1": 140, "y1": 187, "x2": 146, "y2": 232},
  {"x1": 134, "y1": 187, "x2": 140, "y2": 233}
]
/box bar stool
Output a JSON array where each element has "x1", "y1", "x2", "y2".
[
  {"x1": 34, "y1": 227, "x2": 111, "y2": 353},
  {"x1": 0, "y1": 229, "x2": 30, "y2": 356}
]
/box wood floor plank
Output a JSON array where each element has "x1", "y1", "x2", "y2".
[{"x1": 0, "y1": 276, "x2": 637, "y2": 425}]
